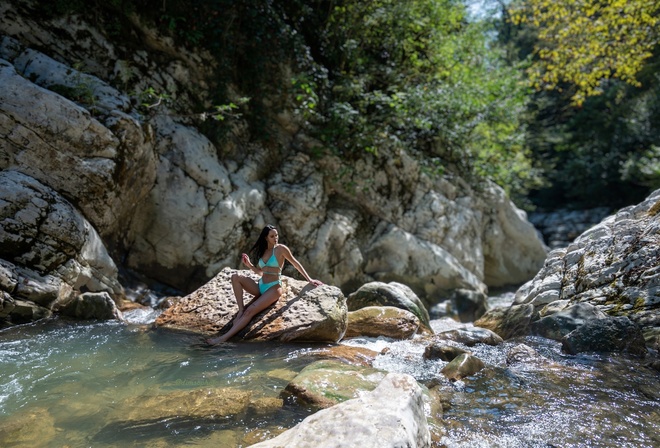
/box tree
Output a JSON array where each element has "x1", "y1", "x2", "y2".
[
  {"x1": 511, "y1": 0, "x2": 660, "y2": 105},
  {"x1": 281, "y1": 0, "x2": 540, "y2": 200}
]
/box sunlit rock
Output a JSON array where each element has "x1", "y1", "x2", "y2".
[
  {"x1": 347, "y1": 282, "x2": 431, "y2": 332},
  {"x1": 434, "y1": 326, "x2": 503, "y2": 347},
  {"x1": 344, "y1": 306, "x2": 420, "y2": 339},
  {"x1": 0, "y1": 171, "x2": 123, "y2": 324},
  {"x1": 155, "y1": 267, "x2": 347, "y2": 343},
  {"x1": 251, "y1": 373, "x2": 431, "y2": 448},
  {"x1": 0, "y1": 45, "x2": 157, "y2": 239},
  {"x1": 479, "y1": 189, "x2": 660, "y2": 350},
  {"x1": 441, "y1": 353, "x2": 485, "y2": 381},
  {"x1": 282, "y1": 359, "x2": 386, "y2": 408},
  {"x1": 423, "y1": 342, "x2": 471, "y2": 362}
]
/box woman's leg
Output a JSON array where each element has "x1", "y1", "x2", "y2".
[
  {"x1": 231, "y1": 273, "x2": 259, "y2": 319},
  {"x1": 211, "y1": 285, "x2": 282, "y2": 343}
]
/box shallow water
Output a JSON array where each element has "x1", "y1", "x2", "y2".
[
  {"x1": 1, "y1": 308, "x2": 659, "y2": 447},
  {"x1": 0, "y1": 312, "x2": 318, "y2": 447}
]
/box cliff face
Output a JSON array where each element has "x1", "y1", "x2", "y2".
[{"x1": 0, "y1": 0, "x2": 547, "y2": 324}]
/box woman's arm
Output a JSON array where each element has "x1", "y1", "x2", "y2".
[
  {"x1": 280, "y1": 245, "x2": 323, "y2": 286},
  {"x1": 241, "y1": 253, "x2": 263, "y2": 275}
]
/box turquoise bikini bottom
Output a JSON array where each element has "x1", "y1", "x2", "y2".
[{"x1": 259, "y1": 278, "x2": 282, "y2": 295}]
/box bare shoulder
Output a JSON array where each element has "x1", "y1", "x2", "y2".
[{"x1": 276, "y1": 244, "x2": 292, "y2": 254}]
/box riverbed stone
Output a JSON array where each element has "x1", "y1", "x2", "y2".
[
  {"x1": 282, "y1": 359, "x2": 387, "y2": 408},
  {"x1": 423, "y1": 343, "x2": 471, "y2": 362},
  {"x1": 251, "y1": 373, "x2": 431, "y2": 448},
  {"x1": 154, "y1": 267, "x2": 347, "y2": 343},
  {"x1": 561, "y1": 316, "x2": 648, "y2": 356},
  {"x1": 0, "y1": 407, "x2": 57, "y2": 446},
  {"x1": 116, "y1": 387, "x2": 252, "y2": 421},
  {"x1": 441, "y1": 353, "x2": 485, "y2": 381},
  {"x1": 304, "y1": 345, "x2": 380, "y2": 367},
  {"x1": 347, "y1": 282, "x2": 431, "y2": 332},
  {"x1": 506, "y1": 344, "x2": 541, "y2": 365},
  {"x1": 344, "y1": 306, "x2": 420, "y2": 339},
  {"x1": 434, "y1": 326, "x2": 504, "y2": 347}
]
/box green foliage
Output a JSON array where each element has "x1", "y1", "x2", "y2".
[
  {"x1": 38, "y1": 0, "x2": 544, "y2": 203},
  {"x1": 503, "y1": 1, "x2": 660, "y2": 209},
  {"x1": 279, "y1": 0, "x2": 539, "y2": 198},
  {"x1": 511, "y1": 0, "x2": 660, "y2": 105},
  {"x1": 132, "y1": 87, "x2": 171, "y2": 113}
]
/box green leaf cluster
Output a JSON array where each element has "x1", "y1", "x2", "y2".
[
  {"x1": 511, "y1": 0, "x2": 660, "y2": 106},
  {"x1": 281, "y1": 0, "x2": 539, "y2": 199},
  {"x1": 504, "y1": 0, "x2": 660, "y2": 209}
]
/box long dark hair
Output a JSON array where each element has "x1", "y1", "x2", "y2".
[{"x1": 249, "y1": 225, "x2": 277, "y2": 263}]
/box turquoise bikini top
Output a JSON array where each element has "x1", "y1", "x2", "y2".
[{"x1": 258, "y1": 247, "x2": 281, "y2": 271}]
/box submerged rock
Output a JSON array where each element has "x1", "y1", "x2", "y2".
[
  {"x1": 282, "y1": 360, "x2": 386, "y2": 408},
  {"x1": 250, "y1": 373, "x2": 431, "y2": 448},
  {"x1": 506, "y1": 344, "x2": 543, "y2": 365},
  {"x1": 344, "y1": 306, "x2": 420, "y2": 339},
  {"x1": 303, "y1": 345, "x2": 380, "y2": 367},
  {"x1": 441, "y1": 353, "x2": 485, "y2": 381},
  {"x1": 155, "y1": 267, "x2": 347, "y2": 343}
]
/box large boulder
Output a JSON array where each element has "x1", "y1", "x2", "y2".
[
  {"x1": 531, "y1": 302, "x2": 608, "y2": 340},
  {"x1": 0, "y1": 171, "x2": 123, "y2": 324},
  {"x1": 249, "y1": 373, "x2": 431, "y2": 448},
  {"x1": 155, "y1": 267, "x2": 347, "y2": 343},
  {"x1": 347, "y1": 282, "x2": 432, "y2": 332},
  {"x1": 475, "y1": 189, "x2": 660, "y2": 348},
  {"x1": 344, "y1": 306, "x2": 420, "y2": 339}
]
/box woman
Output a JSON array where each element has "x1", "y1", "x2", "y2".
[{"x1": 206, "y1": 225, "x2": 323, "y2": 344}]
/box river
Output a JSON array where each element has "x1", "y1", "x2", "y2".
[{"x1": 0, "y1": 299, "x2": 658, "y2": 447}]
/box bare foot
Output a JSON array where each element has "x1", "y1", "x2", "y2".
[{"x1": 205, "y1": 336, "x2": 222, "y2": 345}]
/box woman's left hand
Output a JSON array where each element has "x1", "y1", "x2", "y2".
[{"x1": 310, "y1": 279, "x2": 324, "y2": 287}]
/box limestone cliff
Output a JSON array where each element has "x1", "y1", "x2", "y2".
[{"x1": 0, "y1": 0, "x2": 547, "y2": 324}]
